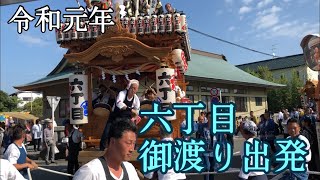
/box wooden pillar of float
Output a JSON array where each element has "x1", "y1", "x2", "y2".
[{"x1": 174, "y1": 75, "x2": 189, "y2": 138}]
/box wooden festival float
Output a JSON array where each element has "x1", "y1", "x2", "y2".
[{"x1": 56, "y1": 1, "x2": 192, "y2": 168}]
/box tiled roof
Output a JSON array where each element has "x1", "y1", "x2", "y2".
[
  {"x1": 15, "y1": 50, "x2": 285, "y2": 90},
  {"x1": 185, "y1": 52, "x2": 284, "y2": 88},
  {"x1": 236, "y1": 54, "x2": 305, "y2": 71},
  {"x1": 14, "y1": 71, "x2": 75, "y2": 90}
]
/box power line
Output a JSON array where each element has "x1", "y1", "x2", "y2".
[{"x1": 188, "y1": 27, "x2": 279, "y2": 58}]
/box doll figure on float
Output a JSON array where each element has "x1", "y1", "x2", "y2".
[
  {"x1": 84, "y1": 0, "x2": 103, "y2": 12},
  {"x1": 174, "y1": 86, "x2": 186, "y2": 103},
  {"x1": 101, "y1": 0, "x2": 112, "y2": 9},
  {"x1": 138, "y1": 0, "x2": 150, "y2": 15},
  {"x1": 165, "y1": 2, "x2": 176, "y2": 14},
  {"x1": 124, "y1": 0, "x2": 134, "y2": 17},
  {"x1": 154, "y1": 0, "x2": 164, "y2": 15}
]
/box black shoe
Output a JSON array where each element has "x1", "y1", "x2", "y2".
[
  {"x1": 51, "y1": 161, "x2": 56, "y2": 163},
  {"x1": 45, "y1": 161, "x2": 50, "y2": 165}
]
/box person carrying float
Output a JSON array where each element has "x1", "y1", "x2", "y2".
[
  {"x1": 100, "y1": 79, "x2": 140, "y2": 151},
  {"x1": 140, "y1": 86, "x2": 157, "y2": 102},
  {"x1": 92, "y1": 83, "x2": 116, "y2": 118}
]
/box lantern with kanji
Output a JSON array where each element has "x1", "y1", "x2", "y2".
[
  {"x1": 69, "y1": 74, "x2": 89, "y2": 124},
  {"x1": 156, "y1": 67, "x2": 176, "y2": 120}
]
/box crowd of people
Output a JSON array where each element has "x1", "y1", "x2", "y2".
[
  {"x1": 237, "y1": 111, "x2": 319, "y2": 180},
  {"x1": 2, "y1": 79, "x2": 165, "y2": 180},
  {"x1": 0, "y1": 117, "x2": 86, "y2": 180},
  {"x1": 0, "y1": 76, "x2": 319, "y2": 180},
  {"x1": 4, "y1": 82, "x2": 316, "y2": 180},
  {"x1": 0, "y1": 120, "x2": 39, "y2": 180},
  {"x1": 179, "y1": 107, "x2": 319, "y2": 180},
  {"x1": 235, "y1": 108, "x2": 319, "y2": 180}
]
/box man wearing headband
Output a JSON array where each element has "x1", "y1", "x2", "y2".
[
  {"x1": 115, "y1": 79, "x2": 140, "y2": 117},
  {"x1": 238, "y1": 120, "x2": 267, "y2": 180},
  {"x1": 100, "y1": 79, "x2": 140, "y2": 151},
  {"x1": 92, "y1": 83, "x2": 116, "y2": 112}
]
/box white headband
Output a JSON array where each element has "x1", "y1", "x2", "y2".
[{"x1": 126, "y1": 79, "x2": 139, "y2": 90}]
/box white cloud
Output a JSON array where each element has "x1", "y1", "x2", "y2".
[
  {"x1": 257, "y1": 0, "x2": 273, "y2": 8},
  {"x1": 228, "y1": 26, "x2": 236, "y2": 31},
  {"x1": 253, "y1": 6, "x2": 282, "y2": 29},
  {"x1": 242, "y1": 0, "x2": 253, "y2": 5},
  {"x1": 17, "y1": 33, "x2": 49, "y2": 46},
  {"x1": 283, "y1": 0, "x2": 291, "y2": 2},
  {"x1": 254, "y1": 13, "x2": 279, "y2": 29},
  {"x1": 270, "y1": 21, "x2": 320, "y2": 38},
  {"x1": 239, "y1": 6, "x2": 252, "y2": 14},
  {"x1": 255, "y1": 20, "x2": 320, "y2": 40},
  {"x1": 258, "y1": 5, "x2": 282, "y2": 16}
]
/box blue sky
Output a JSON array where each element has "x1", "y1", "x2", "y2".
[{"x1": 1, "y1": 0, "x2": 319, "y2": 94}]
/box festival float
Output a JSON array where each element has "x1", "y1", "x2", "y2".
[{"x1": 56, "y1": 0, "x2": 192, "y2": 169}]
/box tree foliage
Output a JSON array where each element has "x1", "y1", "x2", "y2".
[
  {"x1": 0, "y1": 90, "x2": 21, "y2": 112},
  {"x1": 245, "y1": 66, "x2": 303, "y2": 112},
  {"x1": 23, "y1": 97, "x2": 43, "y2": 118}
]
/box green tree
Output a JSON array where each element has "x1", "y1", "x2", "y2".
[
  {"x1": 23, "y1": 97, "x2": 43, "y2": 118},
  {"x1": 289, "y1": 71, "x2": 303, "y2": 109},
  {"x1": 245, "y1": 67, "x2": 303, "y2": 112},
  {"x1": 0, "y1": 90, "x2": 21, "y2": 112},
  {"x1": 245, "y1": 66, "x2": 274, "y2": 81},
  {"x1": 277, "y1": 76, "x2": 290, "y2": 109}
]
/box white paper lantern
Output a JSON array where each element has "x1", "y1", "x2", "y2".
[
  {"x1": 172, "y1": 49, "x2": 188, "y2": 73},
  {"x1": 156, "y1": 67, "x2": 176, "y2": 120},
  {"x1": 69, "y1": 74, "x2": 88, "y2": 124}
]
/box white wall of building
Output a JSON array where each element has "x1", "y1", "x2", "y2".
[
  {"x1": 272, "y1": 65, "x2": 319, "y2": 84},
  {"x1": 16, "y1": 91, "x2": 43, "y2": 108}
]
